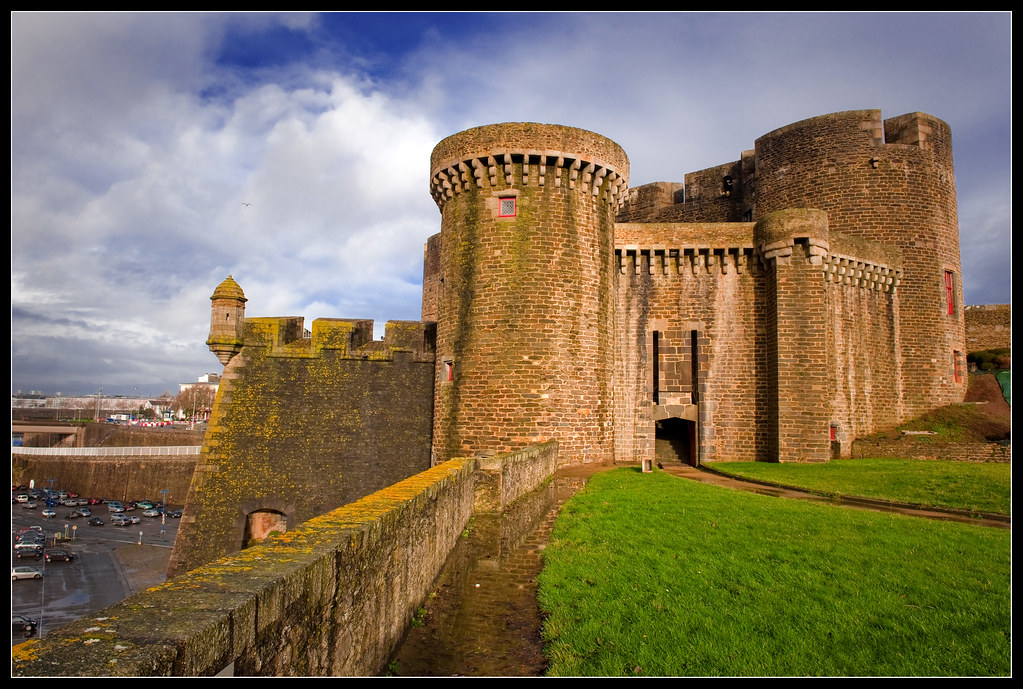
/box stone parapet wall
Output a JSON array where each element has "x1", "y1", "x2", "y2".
[
  {"x1": 851, "y1": 438, "x2": 1011, "y2": 463},
  {"x1": 12, "y1": 442, "x2": 558, "y2": 677},
  {"x1": 964, "y1": 304, "x2": 1011, "y2": 352},
  {"x1": 473, "y1": 440, "x2": 559, "y2": 512},
  {"x1": 13, "y1": 458, "x2": 478, "y2": 677}
]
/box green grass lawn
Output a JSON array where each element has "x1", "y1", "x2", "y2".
[
  {"x1": 538, "y1": 468, "x2": 1011, "y2": 677},
  {"x1": 703, "y1": 458, "x2": 1010, "y2": 515}
]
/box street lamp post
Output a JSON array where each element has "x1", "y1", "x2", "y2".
[{"x1": 160, "y1": 489, "x2": 169, "y2": 537}]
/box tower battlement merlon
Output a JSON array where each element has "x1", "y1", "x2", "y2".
[{"x1": 238, "y1": 317, "x2": 435, "y2": 362}]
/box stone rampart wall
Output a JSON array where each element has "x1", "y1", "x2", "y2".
[
  {"x1": 167, "y1": 317, "x2": 437, "y2": 577},
  {"x1": 850, "y1": 437, "x2": 1011, "y2": 463},
  {"x1": 11, "y1": 453, "x2": 198, "y2": 506},
  {"x1": 964, "y1": 304, "x2": 1011, "y2": 352},
  {"x1": 13, "y1": 442, "x2": 559, "y2": 677}
]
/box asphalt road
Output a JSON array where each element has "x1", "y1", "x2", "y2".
[{"x1": 12, "y1": 500, "x2": 180, "y2": 644}]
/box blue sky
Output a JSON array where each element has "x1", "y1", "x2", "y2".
[{"x1": 11, "y1": 12, "x2": 1012, "y2": 397}]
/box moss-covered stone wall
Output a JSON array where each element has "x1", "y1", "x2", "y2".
[
  {"x1": 12, "y1": 444, "x2": 557, "y2": 677},
  {"x1": 167, "y1": 318, "x2": 437, "y2": 577},
  {"x1": 12, "y1": 453, "x2": 197, "y2": 506}
]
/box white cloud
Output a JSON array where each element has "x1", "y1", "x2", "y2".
[{"x1": 10, "y1": 12, "x2": 1011, "y2": 395}]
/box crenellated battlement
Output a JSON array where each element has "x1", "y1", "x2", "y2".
[
  {"x1": 614, "y1": 216, "x2": 903, "y2": 296},
  {"x1": 430, "y1": 150, "x2": 628, "y2": 213},
  {"x1": 616, "y1": 245, "x2": 761, "y2": 276},
  {"x1": 242, "y1": 317, "x2": 436, "y2": 362}
]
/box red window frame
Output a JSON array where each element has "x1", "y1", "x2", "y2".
[
  {"x1": 498, "y1": 197, "x2": 516, "y2": 218},
  {"x1": 944, "y1": 271, "x2": 955, "y2": 315}
]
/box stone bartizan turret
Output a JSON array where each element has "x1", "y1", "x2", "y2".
[{"x1": 207, "y1": 275, "x2": 247, "y2": 364}]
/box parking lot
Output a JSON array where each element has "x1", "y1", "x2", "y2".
[{"x1": 12, "y1": 492, "x2": 180, "y2": 645}]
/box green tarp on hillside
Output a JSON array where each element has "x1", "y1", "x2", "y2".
[{"x1": 996, "y1": 370, "x2": 1011, "y2": 406}]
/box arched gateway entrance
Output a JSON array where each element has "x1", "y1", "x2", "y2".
[{"x1": 655, "y1": 417, "x2": 698, "y2": 467}]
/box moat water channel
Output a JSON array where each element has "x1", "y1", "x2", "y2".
[{"x1": 387, "y1": 468, "x2": 597, "y2": 677}]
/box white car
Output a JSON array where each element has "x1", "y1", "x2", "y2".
[
  {"x1": 12, "y1": 567, "x2": 42, "y2": 581},
  {"x1": 41, "y1": 508, "x2": 57, "y2": 518}
]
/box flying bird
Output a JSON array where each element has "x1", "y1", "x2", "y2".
[{"x1": 241, "y1": 202, "x2": 252, "y2": 207}]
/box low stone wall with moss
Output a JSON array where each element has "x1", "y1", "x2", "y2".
[
  {"x1": 473, "y1": 440, "x2": 559, "y2": 512},
  {"x1": 851, "y1": 438, "x2": 1011, "y2": 463},
  {"x1": 12, "y1": 442, "x2": 559, "y2": 677}
]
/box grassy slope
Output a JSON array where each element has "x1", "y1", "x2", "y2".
[
  {"x1": 704, "y1": 458, "x2": 1010, "y2": 515},
  {"x1": 538, "y1": 468, "x2": 1011, "y2": 677}
]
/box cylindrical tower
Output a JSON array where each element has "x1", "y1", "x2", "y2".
[
  {"x1": 429, "y1": 123, "x2": 628, "y2": 465},
  {"x1": 749, "y1": 110, "x2": 965, "y2": 417}
]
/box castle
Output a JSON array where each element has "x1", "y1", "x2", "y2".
[{"x1": 169, "y1": 109, "x2": 965, "y2": 576}]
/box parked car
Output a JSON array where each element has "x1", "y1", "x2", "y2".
[
  {"x1": 88, "y1": 517, "x2": 105, "y2": 526},
  {"x1": 109, "y1": 505, "x2": 125, "y2": 513},
  {"x1": 41, "y1": 508, "x2": 57, "y2": 518},
  {"x1": 14, "y1": 494, "x2": 29, "y2": 503},
  {"x1": 111, "y1": 515, "x2": 131, "y2": 527},
  {"x1": 14, "y1": 543, "x2": 43, "y2": 559},
  {"x1": 87, "y1": 497, "x2": 104, "y2": 505},
  {"x1": 167, "y1": 510, "x2": 183, "y2": 518},
  {"x1": 78, "y1": 507, "x2": 92, "y2": 517},
  {"x1": 127, "y1": 515, "x2": 141, "y2": 524},
  {"x1": 44, "y1": 549, "x2": 75, "y2": 563},
  {"x1": 20, "y1": 501, "x2": 38, "y2": 509},
  {"x1": 64, "y1": 510, "x2": 82, "y2": 519},
  {"x1": 12, "y1": 567, "x2": 43, "y2": 580},
  {"x1": 136, "y1": 501, "x2": 155, "y2": 510},
  {"x1": 12, "y1": 613, "x2": 38, "y2": 637},
  {"x1": 142, "y1": 509, "x2": 161, "y2": 518}
]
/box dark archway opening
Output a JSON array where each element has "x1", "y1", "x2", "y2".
[
  {"x1": 243, "y1": 509, "x2": 287, "y2": 549},
  {"x1": 655, "y1": 418, "x2": 697, "y2": 467}
]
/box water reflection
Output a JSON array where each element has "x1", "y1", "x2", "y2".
[{"x1": 389, "y1": 474, "x2": 588, "y2": 677}]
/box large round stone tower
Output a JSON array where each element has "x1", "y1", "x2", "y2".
[
  {"x1": 429, "y1": 123, "x2": 629, "y2": 465},
  {"x1": 748, "y1": 110, "x2": 966, "y2": 417}
]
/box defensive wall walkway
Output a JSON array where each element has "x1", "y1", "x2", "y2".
[{"x1": 12, "y1": 441, "x2": 559, "y2": 677}]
